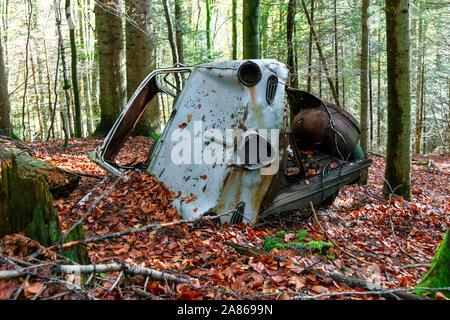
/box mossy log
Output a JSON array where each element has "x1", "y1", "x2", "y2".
[
  {"x1": 0, "y1": 147, "x2": 80, "y2": 198},
  {"x1": 0, "y1": 154, "x2": 89, "y2": 264},
  {"x1": 414, "y1": 229, "x2": 450, "y2": 298}
]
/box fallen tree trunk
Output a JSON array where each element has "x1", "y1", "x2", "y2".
[
  {"x1": 0, "y1": 145, "x2": 79, "y2": 198},
  {"x1": 0, "y1": 261, "x2": 194, "y2": 284}
]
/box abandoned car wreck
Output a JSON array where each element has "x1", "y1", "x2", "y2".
[{"x1": 89, "y1": 59, "x2": 372, "y2": 224}]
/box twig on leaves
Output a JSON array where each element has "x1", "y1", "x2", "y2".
[
  {"x1": 309, "y1": 201, "x2": 366, "y2": 264},
  {"x1": 11, "y1": 274, "x2": 30, "y2": 300},
  {"x1": 59, "y1": 176, "x2": 123, "y2": 246},
  {"x1": 384, "y1": 180, "x2": 420, "y2": 263},
  {"x1": 50, "y1": 208, "x2": 236, "y2": 250},
  {"x1": 293, "y1": 286, "x2": 450, "y2": 300}
]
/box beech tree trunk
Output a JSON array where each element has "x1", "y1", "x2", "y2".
[
  {"x1": 94, "y1": 0, "x2": 126, "y2": 135},
  {"x1": 231, "y1": 0, "x2": 237, "y2": 60},
  {"x1": 125, "y1": 0, "x2": 160, "y2": 136},
  {"x1": 162, "y1": 0, "x2": 182, "y2": 89},
  {"x1": 383, "y1": 0, "x2": 412, "y2": 200},
  {"x1": 0, "y1": 28, "x2": 11, "y2": 136},
  {"x1": 306, "y1": 0, "x2": 314, "y2": 92},
  {"x1": 55, "y1": 0, "x2": 74, "y2": 137},
  {"x1": 286, "y1": 0, "x2": 297, "y2": 88},
  {"x1": 66, "y1": 0, "x2": 82, "y2": 138},
  {"x1": 300, "y1": 0, "x2": 339, "y2": 106},
  {"x1": 243, "y1": 0, "x2": 260, "y2": 59},
  {"x1": 360, "y1": 0, "x2": 370, "y2": 166}
]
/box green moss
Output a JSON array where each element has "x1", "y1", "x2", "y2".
[
  {"x1": 414, "y1": 229, "x2": 450, "y2": 298},
  {"x1": 262, "y1": 229, "x2": 333, "y2": 255},
  {"x1": 149, "y1": 133, "x2": 160, "y2": 140},
  {"x1": 10, "y1": 132, "x2": 21, "y2": 141},
  {"x1": 263, "y1": 236, "x2": 286, "y2": 251},
  {"x1": 296, "y1": 230, "x2": 309, "y2": 242}
]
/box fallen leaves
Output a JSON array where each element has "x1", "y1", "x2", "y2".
[{"x1": 1, "y1": 138, "x2": 447, "y2": 300}]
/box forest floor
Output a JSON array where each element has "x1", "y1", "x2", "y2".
[{"x1": 1, "y1": 136, "x2": 449, "y2": 300}]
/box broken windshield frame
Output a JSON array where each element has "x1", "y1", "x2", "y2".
[{"x1": 89, "y1": 66, "x2": 192, "y2": 177}]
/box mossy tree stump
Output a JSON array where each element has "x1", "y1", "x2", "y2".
[
  {"x1": 0, "y1": 154, "x2": 89, "y2": 264},
  {"x1": 414, "y1": 229, "x2": 450, "y2": 298},
  {"x1": 0, "y1": 147, "x2": 80, "y2": 198}
]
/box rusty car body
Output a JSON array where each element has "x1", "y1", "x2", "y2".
[{"x1": 90, "y1": 59, "x2": 372, "y2": 224}]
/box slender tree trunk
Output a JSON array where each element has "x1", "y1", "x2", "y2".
[
  {"x1": 243, "y1": 0, "x2": 260, "y2": 59},
  {"x1": 94, "y1": 0, "x2": 126, "y2": 135},
  {"x1": 126, "y1": 0, "x2": 160, "y2": 136},
  {"x1": 174, "y1": 0, "x2": 184, "y2": 65},
  {"x1": 162, "y1": 0, "x2": 182, "y2": 89},
  {"x1": 377, "y1": 27, "x2": 381, "y2": 148},
  {"x1": 55, "y1": 0, "x2": 74, "y2": 137},
  {"x1": 259, "y1": 2, "x2": 269, "y2": 58},
  {"x1": 300, "y1": 0, "x2": 339, "y2": 106},
  {"x1": 22, "y1": 0, "x2": 32, "y2": 140},
  {"x1": 30, "y1": 53, "x2": 43, "y2": 140},
  {"x1": 0, "y1": 28, "x2": 11, "y2": 136},
  {"x1": 341, "y1": 44, "x2": 346, "y2": 109},
  {"x1": 359, "y1": 0, "x2": 370, "y2": 184},
  {"x1": 306, "y1": 0, "x2": 314, "y2": 92},
  {"x1": 36, "y1": 54, "x2": 49, "y2": 137},
  {"x1": 232, "y1": 0, "x2": 237, "y2": 60},
  {"x1": 384, "y1": 0, "x2": 412, "y2": 200},
  {"x1": 414, "y1": 13, "x2": 424, "y2": 154},
  {"x1": 360, "y1": 0, "x2": 370, "y2": 155},
  {"x1": 287, "y1": 0, "x2": 297, "y2": 87},
  {"x1": 66, "y1": 0, "x2": 82, "y2": 137},
  {"x1": 369, "y1": 50, "x2": 373, "y2": 148},
  {"x1": 43, "y1": 38, "x2": 55, "y2": 140},
  {"x1": 334, "y1": 0, "x2": 339, "y2": 100},
  {"x1": 205, "y1": 0, "x2": 212, "y2": 60},
  {"x1": 78, "y1": 8, "x2": 94, "y2": 135}
]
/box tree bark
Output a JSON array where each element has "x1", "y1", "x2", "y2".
[
  {"x1": 66, "y1": 0, "x2": 83, "y2": 138},
  {"x1": 383, "y1": 0, "x2": 412, "y2": 200},
  {"x1": 414, "y1": 12, "x2": 425, "y2": 155},
  {"x1": 377, "y1": 27, "x2": 381, "y2": 148},
  {"x1": 243, "y1": 0, "x2": 260, "y2": 59},
  {"x1": 174, "y1": 0, "x2": 184, "y2": 65},
  {"x1": 205, "y1": 0, "x2": 212, "y2": 60},
  {"x1": 300, "y1": 0, "x2": 339, "y2": 106},
  {"x1": 359, "y1": 0, "x2": 370, "y2": 185},
  {"x1": 94, "y1": 0, "x2": 126, "y2": 136},
  {"x1": 232, "y1": 0, "x2": 237, "y2": 60},
  {"x1": 0, "y1": 28, "x2": 11, "y2": 136},
  {"x1": 55, "y1": 0, "x2": 74, "y2": 138},
  {"x1": 287, "y1": 0, "x2": 297, "y2": 88},
  {"x1": 162, "y1": 0, "x2": 182, "y2": 89},
  {"x1": 30, "y1": 53, "x2": 44, "y2": 140},
  {"x1": 306, "y1": 0, "x2": 314, "y2": 92},
  {"x1": 334, "y1": 0, "x2": 339, "y2": 100},
  {"x1": 125, "y1": 0, "x2": 160, "y2": 136}
]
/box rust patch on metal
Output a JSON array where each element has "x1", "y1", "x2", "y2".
[{"x1": 247, "y1": 86, "x2": 264, "y2": 128}]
